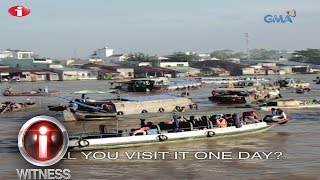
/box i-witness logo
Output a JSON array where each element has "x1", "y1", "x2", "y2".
[
  {"x1": 17, "y1": 116, "x2": 71, "y2": 179},
  {"x1": 8, "y1": 5, "x2": 31, "y2": 17},
  {"x1": 264, "y1": 10, "x2": 296, "y2": 23}
]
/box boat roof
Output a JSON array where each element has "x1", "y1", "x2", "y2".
[
  {"x1": 121, "y1": 94, "x2": 185, "y2": 102},
  {"x1": 72, "y1": 89, "x2": 116, "y2": 94},
  {"x1": 118, "y1": 108, "x2": 259, "y2": 120},
  {"x1": 213, "y1": 87, "x2": 256, "y2": 92},
  {"x1": 131, "y1": 77, "x2": 168, "y2": 81}
]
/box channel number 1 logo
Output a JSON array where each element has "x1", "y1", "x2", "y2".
[{"x1": 8, "y1": 6, "x2": 31, "y2": 17}]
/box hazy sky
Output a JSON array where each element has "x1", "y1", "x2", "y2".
[{"x1": 0, "y1": 0, "x2": 319, "y2": 59}]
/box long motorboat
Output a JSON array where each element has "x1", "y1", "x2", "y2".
[
  {"x1": 58, "y1": 93, "x2": 198, "y2": 121},
  {"x1": 196, "y1": 77, "x2": 269, "y2": 84},
  {"x1": 258, "y1": 99, "x2": 320, "y2": 111},
  {"x1": 68, "y1": 109, "x2": 284, "y2": 151},
  {"x1": 3, "y1": 87, "x2": 61, "y2": 96},
  {"x1": 110, "y1": 77, "x2": 201, "y2": 92}
]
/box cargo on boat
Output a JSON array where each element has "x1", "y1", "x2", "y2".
[
  {"x1": 208, "y1": 86, "x2": 282, "y2": 104},
  {"x1": 0, "y1": 100, "x2": 36, "y2": 114},
  {"x1": 259, "y1": 99, "x2": 320, "y2": 111},
  {"x1": 275, "y1": 78, "x2": 310, "y2": 88}
]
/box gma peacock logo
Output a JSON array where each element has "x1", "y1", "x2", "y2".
[{"x1": 264, "y1": 10, "x2": 296, "y2": 23}]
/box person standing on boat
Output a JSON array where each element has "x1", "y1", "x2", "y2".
[
  {"x1": 232, "y1": 113, "x2": 242, "y2": 128},
  {"x1": 44, "y1": 86, "x2": 49, "y2": 93},
  {"x1": 173, "y1": 115, "x2": 182, "y2": 132}
]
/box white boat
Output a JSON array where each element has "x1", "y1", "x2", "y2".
[
  {"x1": 68, "y1": 109, "x2": 277, "y2": 150},
  {"x1": 68, "y1": 122, "x2": 271, "y2": 150}
]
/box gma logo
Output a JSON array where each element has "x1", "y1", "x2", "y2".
[{"x1": 264, "y1": 15, "x2": 293, "y2": 23}]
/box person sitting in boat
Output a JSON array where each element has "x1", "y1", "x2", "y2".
[
  {"x1": 4, "y1": 86, "x2": 12, "y2": 94},
  {"x1": 243, "y1": 111, "x2": 259, "y2": 123},
  {"x1": 68, "y1": 101, "x2": 78, "y2": 112},
  {"x1": 232, "y1": 113, "x2": 242, "y2": 128},
  {"x1": 216, "y1": 115, "x2": 227, "y2": 128},
  {"x1": 25, "y1": 99, "x2": 34, "y2": 105},
  {"x1": 179, "y1": 106, "x2": 187, "y2": 112},
  {"x1": 132, "y1": 122, "x2": 154, "y2": 135},
  {"x1": 263, "y1": 108, "x2": 277, "y2": 121},
  {"x1": 273, "y1": 109, "x2": 287, "y2": 120}
]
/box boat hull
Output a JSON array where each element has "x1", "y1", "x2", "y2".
[
  {"x1": 68, "y1": 122, "x2": 270, "y2": 150},
  {"x1": 3, "y1": 91, "x2": 61, "y2": 96}
]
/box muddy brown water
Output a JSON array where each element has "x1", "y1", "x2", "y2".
[{"x1": 0, "y1": 74, "x2": 319, "y2": 180}]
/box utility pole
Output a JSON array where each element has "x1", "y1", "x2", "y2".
[{"x1": 245, "y1": 33, "x2": 250, "y2": 60}]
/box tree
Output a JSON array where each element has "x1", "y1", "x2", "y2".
[
  {"x1": 166, "y1": 52, "x2": 201, "y2": 62},
  {"x1": 249, "y1": 49, "x2": 281, "y2": 60},
  {"x1": 209, "y1": 50, "x2": 247, "y2": 60},
  {"x1": 127, "y1": 52, "x2": 158, "y2": 62},
  {"x1": 290, "y1": 49, "x2": 320, "y2": 65}
]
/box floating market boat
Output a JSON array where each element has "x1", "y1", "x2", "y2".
[
  {"x1": 195, "y1": 77, "x2": 269, "y2": 84},
  {"x1": 0, "y1": 101, "x2": 36, "y2": 114},
  {"x1": 208, "y1": 86, "x2": 282, "y2": 104},
  {"x1": 258, "y1": 99, "x2": 320, "y2": 111},
  {"x1": 275, "y1": 78, "x2": 310, "y2": 88},
  {"x1": 51, "y1": 90, "x2": 198, "y2": 121},
  {"x1": 296, "y1": 88, "x2": 311, "y2": 94},
  {"x1": 3, "y1": 87, "x2": 61, "y2": 96},
  {"x1": 68, "y1": 109, "x2": 284, "y2": 151},
  {"x1": 110, "y1": 77, "x2": 201, "y2": 92}
]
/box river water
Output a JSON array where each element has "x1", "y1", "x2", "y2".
[{"x1": 0, "y1": 74, "x2": 319, "y2": 180}]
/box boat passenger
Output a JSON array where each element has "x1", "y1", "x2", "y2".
[
  {"x1": 216, "y1": 115, "x2": 227, "y2": 128},
  {"x1": 179, "y1": 106, "x2": 187, "y2": 112},
  {"x1": 243, "y1": 111, "x2": 259, "y2": 123},
  {"x1": 232, "y1": 113, "x2": 242, "y2": 128},
  {"x1": 44, "y1": 86, "x2": 49, "y2": 93},
  {"x1": 173, "y1": 115, "x2": 182, "y2": 132},
  {"x1": 25, "y1": 99, "x2": 34, "y2": 105},
  {"x1": 132, "y1": 122, "x2": 154, "y2": 135},
  {"x1": 274, "y1": 109, "x2": 287, "y2": 120},
  {"x1": 5, "y1": 86, "x2": 12, "y2": 94}
]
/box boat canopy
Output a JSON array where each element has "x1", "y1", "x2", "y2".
[
  {"x1": 121, "y1": 94, "x2": 185, "y2": 102},
  {"x1": 72, "y1": 89, "x2": 116, "y2": 94},
  {"x1": 118, "y1": 108, "x2": 258, "y2": 120},
  {"x1": 213, "y1": 87, "x2": 256, "y2": 92}
]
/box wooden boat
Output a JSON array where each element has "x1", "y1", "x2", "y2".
[
  {"x1": 296, "y1": 88, "x2": 310, "y2": 94},
  {"x1": 3, "y1": 91, "x2": 61, "y2": 96},
  {"x1": 0, "y1": 102, "x2": 36, "y2": 114},
  {"x1": 110, "y1": 78, "x2": 201, "y2": 92},
  {"x1": 195, "y1": 77, "x2": 269, "y2": 84},
  {"x1": 68, "y1": 109, "x2": 280, "y2": 151},
  {"x1": 60, "y1": 93, "x2": 198, "y2": 121},
  {"x1": 208, "y1": 87, "x2": 258, "y2": 104},
  {"x1": 258, "y1": 99, "x2": 320, "y2": 111},
  {"x1": 275, "y1": 78, "x2": 310, "y2": 88}
]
